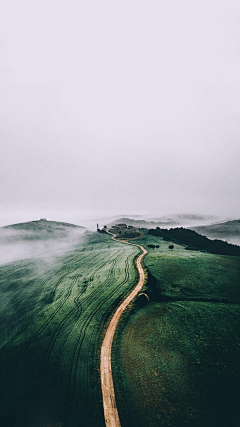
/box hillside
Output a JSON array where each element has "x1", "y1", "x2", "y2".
[
  {"x1": 107, "y1": 217, "x2": 178, "y2": 229},
  {"x1": 148, "y1": 227, "x2": 240, "y2": 257},
  {"x1": 3, "y1": 219, "x2": 84, "y2": 237},
  {"x1": 108, "y1": 217, "x2": 159, "y2": 228},
  {"x1": 108, "y1": 214, "x2": 223, "y2": 229},
  {"x1": 148, "y1": 213, "x2": 220, "y2": 224},
  {"x1": 191, "y1": 219, "x2": 240, "y2": 246},
  {"x1": 112, "y1": 232, "x2": 240, "y2": 427},
  {"x1": 0, "y1": 219, "x2": 86, "y2": 265},
  {"x1": 0, "y1": 231, "x2": 139, "y2": 427}
]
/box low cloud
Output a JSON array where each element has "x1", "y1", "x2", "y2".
[{"x1": 0, "y1": 226, "x2": 87, "y2": 265}]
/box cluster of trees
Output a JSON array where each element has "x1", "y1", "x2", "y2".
[
  {"x1": 97, "y1": 228, "x2": 107, "y2": 234},
  {"x1": 147, "y1": 244, "x2": 159, "y2": 249},
  {"x1": 148, "y1": 227, "x2": 240, "y2": 257}
]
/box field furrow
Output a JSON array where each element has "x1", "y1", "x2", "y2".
[{"x1": 0, "y1": 232, "x2": 138, "y2": 427}]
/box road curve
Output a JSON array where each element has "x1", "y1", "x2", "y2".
[{"x1": 100, "y1": 232, "x2": 148, "y2": 427}]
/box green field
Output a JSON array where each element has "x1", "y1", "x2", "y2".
[
  {"x1": 0, "y1": 230, "x2": 139, "y2": 427},
  {"x1": 112, "y1": 232, "x2": 240, "y2": 427}
]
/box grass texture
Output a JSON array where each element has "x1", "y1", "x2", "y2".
[
  {"x1": 0, "y1": 232, "x2": 139, "y2": 427},
  {"x1": 112, "y1": 233, "x2": 240, "y2": 427}
]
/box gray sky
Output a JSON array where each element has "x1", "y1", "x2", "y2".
[{"x1": 1, "y1": 0, "x2": 240, "y2": 225}]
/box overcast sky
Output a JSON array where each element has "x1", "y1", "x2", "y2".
[{"x1": 1, "y1": 0, "x2": 240, "y2": 225}]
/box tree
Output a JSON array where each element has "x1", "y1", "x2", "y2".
[{"x1": 169, "y1": 245, "x2": 174, "y2": 250}]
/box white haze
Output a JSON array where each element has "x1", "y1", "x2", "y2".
[
  {"x1": 0, "y1": 227, "x2": 86, "y2": 265},
  {"x1": 1, "y1": 1, "x2": 240, "y2": 220}
]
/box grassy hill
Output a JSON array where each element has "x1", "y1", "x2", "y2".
[
  {"x1": 0, "y1": 220, "x2": 86, "y2": 265},
  {"x1": 108, "y1": 214, "x2": 223, "y2": 229},
  {"x1": 2, "y1": 219, "x2": 85, "y2": 240},
  {"x1": 148, "y1": 226, "x2": 240, "y2": 256},
  {"x1": 0, "y1": 229, "x2": 139, "y2": 427},
  {"x1": 112, "y1": 232, "x2": 240, "y2": 427},
  {"x1": 148, "y1": 213, "x2": 220, "y2": 225},
  {"x1": 191, "y1": 219, "x2": 240, "y2": 246},
  {"x1": 108, "y1": 217, "x2": 161, "y2": 228}
]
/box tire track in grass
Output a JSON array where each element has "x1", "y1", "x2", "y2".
[
  {"x1": 69, "y1": 256, "x2": 119, "y2": 398},
  {"x1": 67, "y1": 250, "x2": 128, "y2": 403},
  {"x1": 1, "y1": 271, "x2": 78, "y2": 389},
  {"x1": 0, "y1": 260, "x2": 71, "y2": 346},
  {"x1": 31, "y1": 249, "x2": 123, "y2": 402},
  {"x1": 67, "y1": 251, "x2": 134, "y2": 416},
  {"x1": 1, "y1": 250, "x2": 105, "y2": 390},
  {"x1": 0, "y1": 250, "x2": 106, "y2": 342},
  {"x1": 37, "y1": 250, "x2": 123, "y2": 415},
  {"x1": 34, "y1": 259, "x2": 107, "y2": 390},
  {"x1": 1, "y1": 236, "x2": 139, "y2": 422},
  {"x1": 0, "y1": 252, "x2": 100, "y2": 350},
  {"x1": 0, "y1": 270, "x2": 69, "y2": 352},
  {"x1": 81, "y1": 254, "x2": 133, "y2": 410}
]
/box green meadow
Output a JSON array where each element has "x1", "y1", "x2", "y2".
[
  {"x1": 113, "y1": 232, "x2": 240, "y2": 427},
  {"x1": 0, "y1": 230, "x2": 139, "y2": 427}
]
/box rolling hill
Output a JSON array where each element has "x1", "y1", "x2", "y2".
[
  {"x1": 108, "y1": 214, "x2": 224, "y2": 230},
  {"x1": 0, "y1": 219, "x2": 86, "y2": 265},
  {"x1": 148, "y1": 213, "x2": 220, "y2": 225},
  {"x1": 2, "y1": 219, "x2": 85, "y2": 238},
  {"x1": 0, "y1": 228, "x2": 139, "y2": 427},
  {"x1": 112, "y1": 231, "x2": 240, "y2": 427},
  {"x1": 191, "y1": 219, "x2": 240, "y2": 246}
]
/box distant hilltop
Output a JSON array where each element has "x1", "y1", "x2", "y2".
[
  {"x1": 107, "y1": 213, "x2": 222, "y2": 229},
  {"x1": 1, "y1": 219, "x2": 86, "y2": 244},
  {"x1": 190, "y1": 219, "x2": 240, "y2": 246},
  {"x1": 149, "y1": 213, "x2": 220, "y2": 223},
  {"x1": 3, "y1": 218, "x2": 85, "y2": 230},
  {"x1": 108, "y1": 217, "x2": 157, "y2": 228}
]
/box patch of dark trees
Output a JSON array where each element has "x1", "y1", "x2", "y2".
[
  {"x1": 147, "y1": 244, "x2": 159, "y2": 249},
  {"x1": 97, "y1": 228, "x2": 107, "y2": 234},
  {"x1": 148, "y1": 227, "x2": 240, "y2": 257}
]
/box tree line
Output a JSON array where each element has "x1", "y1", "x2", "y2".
[{"x1": 148, "y1": 227, "x2": 240, "y2": 257}]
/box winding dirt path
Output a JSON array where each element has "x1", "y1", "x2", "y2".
[{"x1": 100, "y1": 232, "x2": 148, "y2": 427}]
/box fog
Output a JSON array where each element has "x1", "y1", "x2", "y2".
[
  {"x1": 0, "y1": 226, "x2": 86, "y2": 265},
  {"x1": 1, "y1": 1, "x2": 240, "y2": 221}
]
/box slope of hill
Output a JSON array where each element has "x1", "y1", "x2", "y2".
[
  {"x1": 0, "y1": 231, "x2": 139, "y2": 427},
  {"x1": 191, "y1": 220, "x2": 240, "y2": 246},
  {"x1": 148, "y1": 213, "x2": 220, "y2": 225},
  {"x1": 108, "y1": 214, "x2": 224, "y2": 230},
  {"x1": 112, "y1": 232, "x2": 240, "y2": 427},
  {"x1": 108, "y1": 217, "x2": 155, "y2": 227},
  {"x1": 148, "y1": 227, "x2": 240, "y2": 256},
  {"x1": 108, "y1": 217, "x2": 171, "y2": 229},
  {"x1": 3, "y1": 219, "x2": 84, "y2": 236},
  {"x1": 0, "y1": 219, "x2": 86, "y2": 265}
]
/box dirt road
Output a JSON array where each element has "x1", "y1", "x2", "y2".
[{"x1": 100, "y1": 232, "x2": 148, "y2": 427}]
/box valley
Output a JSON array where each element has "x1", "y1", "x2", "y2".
[{"x1": 1, "y1": 217, "x2": 240, "y2": 427}]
